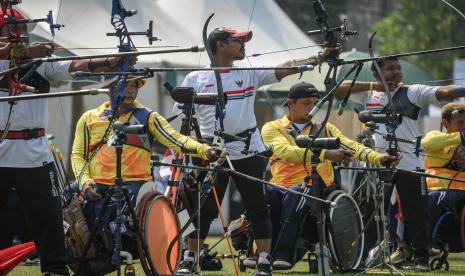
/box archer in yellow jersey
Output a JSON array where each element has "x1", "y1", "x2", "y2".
[
  {"x1": 71, "y1": 77, "x2": 218, "y2": 228},
  {"x1": 263, "y1": 82, "x2": 398, "y2": 268},
  {"x1": 422, "y1": 102, "x2": 465, "y2": 247}
]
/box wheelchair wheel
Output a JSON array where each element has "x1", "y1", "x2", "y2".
[
  {"x1": 430, "y1": 257, "x2": 449, "y2": 271},
  {"x1": 325, "y1": 191, "x2": 365, "y2": 271},
  {"x1": 136, "y1": 192, "x2": 181, "y2": 275}
]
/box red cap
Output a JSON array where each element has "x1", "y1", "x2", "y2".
[
  {"x1": 222, "y1": 28, "x2": 253, "y2": 43},
  {"x1": 209, "y1": 27, "x2": 253, "y2": 44}
]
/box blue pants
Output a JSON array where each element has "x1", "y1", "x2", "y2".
[
  {"x1": 427, "y1": 189, "x2": 465, "y2": 239},
  {"x1": 83, "y1": 181, "x2": 143, "y2": 231},
  {"x1": 266, "y1": 184, "x2": 313, "y2": 262}
]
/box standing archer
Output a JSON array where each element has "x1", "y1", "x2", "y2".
[
  {"x1": 335, "y1": 56, "x2": 465, "y2": 271},
  {"x1": 0, "y1": 6, "x2": 133, "y2": 275},
  {"x1": 175, "y1": 27, "x2": 339, "y2": 275}
]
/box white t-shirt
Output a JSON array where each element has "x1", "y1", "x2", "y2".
[
  {"x1": 364, "y1": 84, "x2": 440, "y2": 170},
  {"x1": 175, "y1": 68, "x2": 278, "y2": 160},
  {"x1": 0, "y1": 60, "x2": 72, "y2": 168}
]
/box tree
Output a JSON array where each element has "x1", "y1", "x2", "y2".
[{"x1": 372, "y1": 0, "x2": 465, "y2": 79}]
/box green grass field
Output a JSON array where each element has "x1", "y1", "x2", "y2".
[{"x1": 8, "y1": 236, "x2": 465, "y2": 275}]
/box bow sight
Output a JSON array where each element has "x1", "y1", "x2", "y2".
[
  {"x1": 107, "y1": 7, "x2": 158, "y2": 47},
  {"x1": 5, "y1": 10, "x2": 64, "y2": 36},
  {"x1": 307, "y1": 0, "x2": 357, "y2": 62}
]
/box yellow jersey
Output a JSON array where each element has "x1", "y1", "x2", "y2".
[
  {"x1": 71, "y1": 101, "x2": 209, "y2": 189},
  {"x1": 261, "y1": 115, "x2": 383, "y2": 188}
]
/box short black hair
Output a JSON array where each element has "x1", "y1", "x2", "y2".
[
  {"x1": 208, "y1": 28, "x2": 231, "y2": 55},
  {"x1": 371, "y1": 56, "x2": 399, "y2": 72}
]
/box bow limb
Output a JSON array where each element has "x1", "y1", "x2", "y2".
[
  {"x1": 200, "y1": 14, "x2": 241, "y2": 276},
  {"x1": 441, "y1": 0, "x2": 465, "y2": 20},
  {"x1": 202, "y1": 13, "x2": 226, "y2": 131},
  {"x1": 0, "y1": 3, "x2": 25, "y2": 144},
  {"x1": 109, "y1": 0, "x2": 134, "y2": 111},
  {"x1": 368, "y1": 32, "x2": 400, "y2": 158}
]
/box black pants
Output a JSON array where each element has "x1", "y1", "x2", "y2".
[
  {"x1": 191, "y1": 155, "x2": 272, "y2": 240},
  {"x1": 391, "y1": 170, "x2": 430, "y2": 258},
  {"x1": 0, "y1": 163, "x2": 68, "y2": 275},
  {"x1": 0, "y1": 190, "x2": 32, "y2": 249}
]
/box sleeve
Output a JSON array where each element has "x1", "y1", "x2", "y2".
[
  {"x1": 261, "y1": 122, "x2": 325, "y2": 164},
  {"x1": 148, "y1": 111, "x2": 210, "y2": 160},
  {"x1": 255, "y1": 70, "x2": 278, "y2": 88},
  {"x1": 407, "y1": 84, "x2": 441, "y2": 106},
  {"x1": 71, "y1": 113, "x2": 92, "y2": 189},
  {"x1": 421, "y1": 130, "x2": 461, "y2": 151},
  {"x1": 326, "y1": 123, "x2": 384, "y2": 167},
  {"x1": 41, "y1": 60, "x2": 73, "y2": 81}
]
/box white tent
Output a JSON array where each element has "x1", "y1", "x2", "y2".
[
  {"x1": 17, "y1": 0, "x2": 320, "y2": 184},
  {"x1": 20, "y1": 0, "x2": 320, "y2": 66}
]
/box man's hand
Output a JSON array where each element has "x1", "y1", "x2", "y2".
[
  {"x1": 82, "y1": 180, "x2": 101, "y2": 201},
  {"x1": 324, "y1": 149, "x2": 353, "y2": 165},
  {"x1": 320, "y1": 43, "x2": 342, "y2": 60},
  {"x1": 205, "y1": 148, "x2": 227, "y2": 166},
  {"x1": 27, "y1": 42, "x2": 53, "y2": 58},
  {"x1": 379, "y1": 154, "x2": 400, "y2": 168},
  {"x1": 108, "y1": 51, "x2": 138, "y2": 68},
  {"x1": 375, "y1": 81, "x2": 398, "y2": 92}
]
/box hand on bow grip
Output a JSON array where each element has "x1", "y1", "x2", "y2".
[
  {"x1": 380, "y1": 153, "x2": 401, "y2": 168},
  {"x1": 82, "y1": 180, "x2": 101, "y2": 201},
  {"x1": 109, "y1": 48, "x2": 138, "y2": 67},
  {"x1": 320, "y1": 43, "x2": 342, "y2": 61},
  {"x1": 205, "y1": 147, "x2": 227, "y2": 166},
  {"x1": 26, "y1": 42, "x2": 54, "y2": 58}
]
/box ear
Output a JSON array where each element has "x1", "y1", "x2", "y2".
[
  {"x1": 442, "y1": 118, "x2": 450, "y2": 130},
  {"x1": 216, "y1": 40, "x2": 226, "y2": 50},
  {"x1": 287, "y1": 99, "x2": 295, "y2": 109}
]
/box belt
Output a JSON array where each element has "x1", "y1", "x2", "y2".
[
  {"x1": 224, "y1": 127, "x2": 257, "y2": 143},
  {"x1": 0, "y1": 128, "x2": 46, "y2": 140},
  {"x1": 205, "y1": 127, "x2": 257, "y2": 143}
]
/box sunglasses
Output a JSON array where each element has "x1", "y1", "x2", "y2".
[
  {"x1": 226, "y1": 37, "x2": 244, "y2": 44},
  {"x1": 444, "y1": 108, "x2": 465, "y2": 121}
]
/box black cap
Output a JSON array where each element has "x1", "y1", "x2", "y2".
[{"x1": 283, "y1": 82, "x2": 319, "y2": 106}]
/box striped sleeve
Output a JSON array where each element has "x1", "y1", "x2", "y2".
[
  {"x1": 148, "y1": 112, "x2": 210, "y2": 160},
  {"x1": 326, "y1": 123, "x2": 383, "y2": 166}
]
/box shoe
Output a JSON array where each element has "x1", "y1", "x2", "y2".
[
  {"x1": 243, "y1": 256, "x2": 257, "y2": 268},
  {"x1": 389, "y1": 246, "x2": 412, "y2": 265},
  {"x1": 24, "y1": 257, "x2": 40, "y2": 265},
  {"x1": 253, "y1": 262, "x2": 272, "y2": 276},
  {"x1": 177, "y1": 259, "x2": 196, "y2": 274},
  {"x1": 413, "y1": 257, "x2": 430, "y2": 272},
  {"x1": 253, "y1": 254, "x2": 272, "y2": 276},
  {"x1": 272, "y1": 258, "x2": 291, "y2": 269}
]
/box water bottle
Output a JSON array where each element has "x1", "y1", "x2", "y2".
[{"x1": 315, "y1": 243, "x2": 330, "y2": 276}]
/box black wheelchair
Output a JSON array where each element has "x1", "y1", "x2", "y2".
[{"x1": 428, "y1": 190, "x2": 465, "y2": 271}]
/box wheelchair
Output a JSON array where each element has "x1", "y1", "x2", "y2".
[
  {"x1": 428, "y1": 190, "x2": 465, "y2": 271},
  {"x1": 63, "y1": 183, "x2": 181, "y2": 276},
  {"x1": 233, "y1": 188, "x2": 365, "y2": 273}
]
